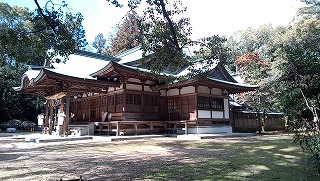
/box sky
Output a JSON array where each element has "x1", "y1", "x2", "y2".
[{"x1": 3, "y1": 0, "x2": 305, "y2": 45}]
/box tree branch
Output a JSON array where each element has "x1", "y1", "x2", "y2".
[
  {"x1": 157, "y1": 0, "x2": 180, "y2": 50},
  {"x1": 34, "y1": 0, "x2": 57, "y2": 33}
]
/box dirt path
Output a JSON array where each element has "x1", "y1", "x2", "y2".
[{"x1": 0, "y1": 134, "x2": 292, "y2": 181}]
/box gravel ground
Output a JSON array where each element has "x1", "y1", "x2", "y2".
[{"x1": 0, "y1": 134, "x2": 292, "y2": 181}]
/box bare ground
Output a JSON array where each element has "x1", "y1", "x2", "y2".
[{"x1": 0, "y1": 134, "x2": 292, "y2": 181}]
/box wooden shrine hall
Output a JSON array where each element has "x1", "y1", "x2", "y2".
[{"x1": 14, "y1": 47, "x2": 258, "y2": 136}]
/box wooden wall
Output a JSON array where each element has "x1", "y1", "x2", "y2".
[
  {"x1": 71, "y1": 89, "x2": 160, "y2": 122},
  {"x1": 231, "y1": 111, "x2": 285, "y2": 132},
  {"x1": 160, "y1": 94, "x2": 196, "y2": 121}
]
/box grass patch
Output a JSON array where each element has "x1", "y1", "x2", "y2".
[{"x1": 144, "y1": 139, "x2": 318, "y2": 180}]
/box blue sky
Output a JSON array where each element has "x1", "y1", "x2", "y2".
[{"x1": 3, "y1": 0, "x2": 305, "y2": 45}]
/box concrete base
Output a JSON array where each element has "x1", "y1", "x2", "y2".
[
  {"x1": 177, "y1": 133, "x2": 257, "y2": 140},
  {"x1": 92, "y1": 134, "x2": 167, "y2": 142},
  {"x1": 24, "y1": 134, "x2": 93, "y2": 143},
  {"x1": 183, "y1": 125, "x2": 233, "y2": 134},
  {"x1": 69, "y1": 123, "x2": 95, "y2": 136},
  {"x1": 22, "y1": 133, "x2": 165, "y2": 143}
]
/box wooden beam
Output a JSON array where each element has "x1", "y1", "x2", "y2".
[
  {"x1": 116, "y1": 121, "x2": 119, "y2": 136},
  {"x1": 44, "y1": 101, "x2": 49, "y2": 127},
  {"x1": 134, "y1": 123, "x2": 138, "y2": 135},
  {"x1": 65, "y1": 91, "x2": 70, "y2": 136},
  {"x1": 45, "y1": 92, "x2": 66, "y2": 100},
  {"x1": 185, "y1": 121, "x2": 188, "y2": 135},
  {"x1": 49, "y1": 99, "x2": 53, "y2": 134}
]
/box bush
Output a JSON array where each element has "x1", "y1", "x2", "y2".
[
  {"x1": 21, "y1": 121, "x2": 37, "y2": 131},
  {"x1": 0, "y1": 119, "x2": 22, "y2": 130},
  {"x1": 295, "y1": 134, "x2": 320, "y2": 173}
]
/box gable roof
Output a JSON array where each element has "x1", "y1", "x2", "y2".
[
  {"x1": 90, "y1": 61, "x2": 161, "y2": 82},
  {"x1": 50, "y1": 51, "x2": 119, "y2": 79},
  {"x1": 14, "y1": 67, "x2": 120, "y2": 97},
  {"x1": 15, "y1": 47, "x2": 258, "y2": 96},
  {"x1": 206, "y1": 63, "x2": 238, "y2": 83}
]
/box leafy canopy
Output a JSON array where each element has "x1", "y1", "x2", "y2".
[
  {"x1": 105, "y1": 0, "x2": 228, "y2": 77},
  {"x1": 0, "y1": 1, "x2": 87, "y2": 123},
  {"x1": 0, "y1": 1, "x2": 87, "y2": 66}
]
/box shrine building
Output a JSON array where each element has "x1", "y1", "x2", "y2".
[{"x1": 14, "y1": 47, "x2": 264, "y2": 136}]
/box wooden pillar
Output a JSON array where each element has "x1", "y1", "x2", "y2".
[
  {"x1": 150, "y1": 122, "x2": 153, "y2": 134},
  {"x1": 113, "y1": 91, "x2": 116, "y2": 113},
  {"x1": 150, "y1": 122, "x2": 153, "y2": 130},
  {"x1": 121, "y1": 77, "x2": 127, "y2": 119},
  {"x1": 116, "y1": 121, "x2": 119, "y2": 136},
  {"x1": 49, "y1": 99, "x2": 53, "y2": 134},
  {"x1": 134, "y1": 123, "x2": 138, "y2": 135},
  {"x1": 44, "y1": 101, "x2": 49, "y2": 127},
  {"x1": 108, "y1": 122, "x2": 111, "y2": 136},
  {"x1": 196, "y1": 120, "x2": 199, "y2": 135},
  {"x1": 141, "y1": 81, "x2": 145, "y2": 113},
  {"x1": 194, "y1": 85, "x2": 199, "y2": 123},
  {"x1": 210, "y1": 88, "x2": 213, "y2": 119},
  {"x1": 64, "y1": 91, "x2": 70, "y2": 136},
  {"x1": 99, "y1": 123, "x2": 102, "y2": 135},
  {"x1": 178, "y1": 88, "x2": 181, "y2": 117},
  {"x1": 184, "y1": 121, "x2": 188, "y2": 135}
]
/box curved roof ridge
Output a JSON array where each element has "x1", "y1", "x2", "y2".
[{"x1": 75, "y1": 50, "x2": 120, "y2": 62}]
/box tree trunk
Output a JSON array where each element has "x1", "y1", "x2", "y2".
[
  {"x1": 0, "y1": 87, "x2": 12, "y2": 124},
  {"x1": 261, "y1": 112, "x2": 266, "y2": 133},
  {"x1": 257, "y1": 111, "x2": 262, "y2": 133}
]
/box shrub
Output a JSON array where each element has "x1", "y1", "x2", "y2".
[
  {"x1": 295, "y1": 133, "x2": 320, "y2": 173},
  {"x1": 21, "y1": 121, "x2": 37, "y2": 131},
  {"x1": 0, "y1": 119, "x2": 22, "y2": 130}
]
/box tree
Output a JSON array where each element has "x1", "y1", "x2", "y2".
[
  {"x1": 0, "y1": 1, "x2": 87, "y2": 65},
  {"x1": 0, "y1": 1, "x2": 87, "y2": 123},
  {"x1": 233, "y1": 52, "x2": 271, "y2": 132},
  {"x1": 92, "y1": 33, "x2": 107, "y2": 54},
  {"x1": 225, "y1": 24, "x2": 286, "y2": 112},
  {"x1": 275, "y1": 0, "x2": 320, "y2": 173},
  {"x1": 0, "y1": 64, "x2": 44, "y2": 123},
  {"x1": 104, "y1": 0, "x2": 228, "y2": 77},
  {"x1": 107, "y1": 10, "x2": 140, "y2": 56},
  {"x1": 32, "y1": 0, "x2": 87, "y2": 63}
]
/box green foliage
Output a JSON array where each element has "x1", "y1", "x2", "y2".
[
  {"x1": 191, "y1": 35, "x2": 229, "y2": 75},
  {"x1": 0, "y1": 1, "x2": 87, "y2": 65},
  {"x1": 0, "y1": 63, "x2": 44, "y2": 124},
  {"x1": 276, "y1": 1, "x2": 320, "y2": 173},
  {"x1": 0, "y1": 1, "x2": 86, "y2": 123},
  {"x1": 298, "y1": 0, "x2": 320, "y2": 18},
  {"x1": 225, "y1": 25, "x2": 280, "y2": 116},
  {"x1": 31, "y1": 0, "x2": 87, "y2": 63},
  {"x1": 138, "y1": 0, "x2": 192, "y2": 74},
  {"x1": 106, "y1": 0, "x2": 229, "y2": 77}
]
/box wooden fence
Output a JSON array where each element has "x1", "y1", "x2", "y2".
[{"x1": 231, "y1": 111, "x2": 285, "y2": 132}]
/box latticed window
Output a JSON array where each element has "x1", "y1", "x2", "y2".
[
  {"x1": 90, "y1": 98, "x2": 96, "y2": 107},
  {"x1": 197, "y1": 96, "x2": 210, "y2": 109},
  {"x1": 126, "y1": 93, "x2": 141, "y2": 105},
  {"x1": 144, "y1": 95, "x2": 158, "y2": 106},
  {"x1": 90, "y1": 109, "x2": 96, "y2": 119},
  {"x1": 107, "y1": 95, "x2": 114, "y2": 106},
  {"x1": 116, "y1": 94, "x2": 122, "y2": 105},
  {"x1": 197, "y1": 96, "x2": 223, "y2": 110},
  {"x1": 168, "y1": 98, "x2": 176, "y2": 110},
  {"x1": 102, "y1": 96, "x2": 106, "y2": 107},
  {"x1": 211, "y1": 97, "x2": 223, "y2": 109}
]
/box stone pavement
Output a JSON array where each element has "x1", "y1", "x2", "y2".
[{"x1": 0, "y1": 130, "x2": 257, "y2": 143}]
